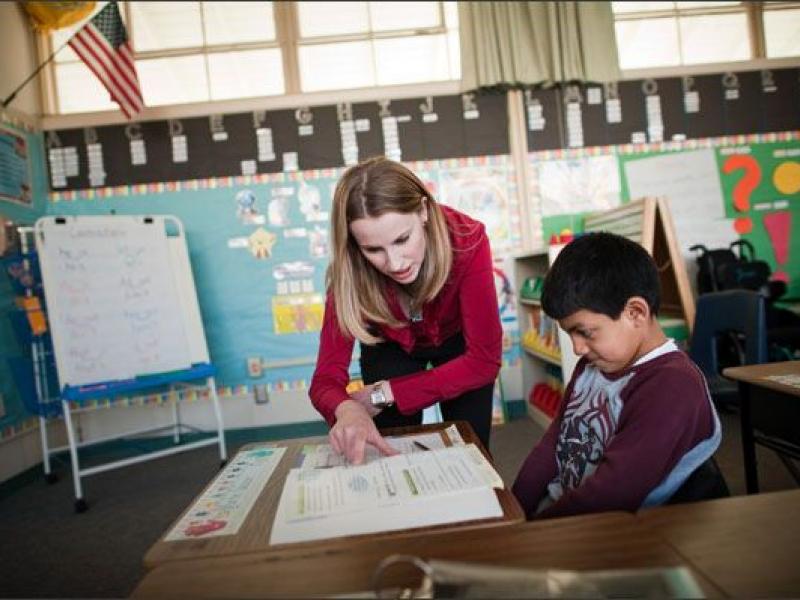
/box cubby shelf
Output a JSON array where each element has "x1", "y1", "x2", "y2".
[
  {"x1": 521, "y1": 345, "x2": 562, "y2": 367},
  {"x1": 514, "y1": 249, "x2": 576, "y2": 431}
]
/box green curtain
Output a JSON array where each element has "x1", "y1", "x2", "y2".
[{"x1": 459, "y1": 1, "x2": 621, "y2": 89}]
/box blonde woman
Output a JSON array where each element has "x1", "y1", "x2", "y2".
[{"x1": 309, "y1": 157, "x2": 502, "y2": 464}]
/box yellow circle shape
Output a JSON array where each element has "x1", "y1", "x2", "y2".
[{"x1": 773, "y1": 161, "x2": 800, "y2": 195}]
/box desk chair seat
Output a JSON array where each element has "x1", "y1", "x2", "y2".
[{"x1": 666, "y1": 457, "x2": 730, "y2": 505}]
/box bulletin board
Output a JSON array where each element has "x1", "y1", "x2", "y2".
[
  {"x1": 619, "y1": 139, "x2": 800, "y2": 300},
  {"x1": 45, "y1": 154, "x2": 521, "y2": 395},
  {"x1": 528, "y1": 136, "x2": 800, "y2": 301}
]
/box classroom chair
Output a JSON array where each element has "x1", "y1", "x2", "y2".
[
  {"x1": 666, "y1": 457, "x2": 730, "y2": 505},
  {"x1": 688, "y1": 289, "x2": 768, "y2": 411}
]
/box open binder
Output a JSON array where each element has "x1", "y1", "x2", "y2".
[{"x1": 372, "y1": 555, "x2": 705, "y2": 599}]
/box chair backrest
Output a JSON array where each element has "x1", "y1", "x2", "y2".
[
  {"x1": 666, "y1": 457, "x2": 730, "y2": 505},
  {"x1": 689, "y1": 289, "x2": 768, "y2": 377}
]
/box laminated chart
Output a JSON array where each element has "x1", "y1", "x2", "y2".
[{"x1": 166, "y1": 445, "x2": 286, "y2": 540}]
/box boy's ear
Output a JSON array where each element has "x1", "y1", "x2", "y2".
[{"x1": 624, "y1": 296, "x2": 651, "y2": 325}]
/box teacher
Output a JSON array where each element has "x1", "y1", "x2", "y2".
[{"x1": 309, "y1": 157, "x2": 502, "y2": 463}]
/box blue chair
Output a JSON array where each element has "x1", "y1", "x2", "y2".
[
  {"x1": 673, "y1": 290, "x2": 769, "y2": 503},
  {"x1": 689, "y1": 289, "x2": 768, "y2": 411},
  {"x1": 666, "y1": 456, "x2": 729, "y2": 504}
]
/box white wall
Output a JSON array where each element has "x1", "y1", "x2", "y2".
[{"x1": 0, "y1": 2, "x2": 41, "y2": 116}]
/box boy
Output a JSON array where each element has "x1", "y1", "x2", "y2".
[{"x1": 512, "y1": 232, "x2": 720, "y2": 519}]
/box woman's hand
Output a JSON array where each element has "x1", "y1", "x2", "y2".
[{"x1": 330, "y1": 399, "x2": 398, "y2": 464}]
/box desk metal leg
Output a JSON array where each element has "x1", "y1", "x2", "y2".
[{"x1": 738, "y1": 382, "x2": 759, "y2": 494}]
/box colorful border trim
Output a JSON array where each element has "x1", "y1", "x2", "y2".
[
  {"x1": 0, "y1": 416, "x2": 39, "y2": 444},
  {"x1": 48, "y1": 154, "x2": 512, "y2": 202}
]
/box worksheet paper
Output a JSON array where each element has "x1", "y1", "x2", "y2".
[
  {"x1": 299, "y1": 431, "x2": 448, "y2": 470},
  {"x1": 270, "y1": 444, "x2": 503, "y2": 544}
]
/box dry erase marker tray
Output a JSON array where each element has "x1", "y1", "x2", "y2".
[{"x1": 61, "y1": 362, "x2": 216, "y2": 402}]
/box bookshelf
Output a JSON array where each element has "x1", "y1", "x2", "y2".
[{"x1": 513, "y1": 250, "x2": 577, "y2": 429}]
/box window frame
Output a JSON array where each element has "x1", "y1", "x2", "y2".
[{"x1": 38, "y1": 1, "x2": 800, "y2": 130}]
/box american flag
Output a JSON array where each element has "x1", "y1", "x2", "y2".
[{"x1": 69, "y1": 1, "x2": 143, "y2": 119}]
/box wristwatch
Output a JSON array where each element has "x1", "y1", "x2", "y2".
[{"x1": 369, "y1": 381, "x2": 394, "y2": 409}]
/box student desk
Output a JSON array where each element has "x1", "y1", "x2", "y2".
[
  {"x1": 723, "y1": 360, "x2": 800, "y2": 493},
  {"x1": 143, "y1": 421, "x2": 523, "y2": 569},
  {"x1": 637, "y1": 489, "x2": 800, "y2": 597},
  {"x1": 133, "y1": 511, "x2": 715, "y2": 598}
]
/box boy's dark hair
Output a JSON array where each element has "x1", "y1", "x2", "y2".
[{"x1": 541, "y1": 232, "x2": 661, "y2": 320}]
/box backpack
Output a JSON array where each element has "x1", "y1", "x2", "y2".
[{"x1": 690, "y1": 240, "x2": 774, "y2": 296}]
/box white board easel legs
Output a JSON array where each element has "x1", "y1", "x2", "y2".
[
  {"x1": 56, "y1": 378, "x2": 227, "y2": 513},
  {"x1": 209, "y1": 376, "x2": 228, "y2": 464}
]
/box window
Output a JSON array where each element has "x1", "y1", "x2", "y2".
[
  {"x1": 613, "y1": 2, "x2": 751, "y2": 70},
  {"x1": 763, "y1": 2, "x2": 800, "y2": 58},
  {"x1": 129, "y1": 2, "x2": 282, "y2": 106},
  {"x1": 613, "y1": 1, "x2": 800, "y2": 72},
  {"x1": 49, "y1": 1, "x2": 281, "y2": 113},
  {"x1": 296, "y1": 1, "x2": 460, "y2": 92},
  {"x1": 43, "y1": 1, "x2": 459, "y2": 117}
]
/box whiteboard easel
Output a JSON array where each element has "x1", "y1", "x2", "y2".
[{"x1": 34, "y1": 215, "x2": 227, "y2": 512}]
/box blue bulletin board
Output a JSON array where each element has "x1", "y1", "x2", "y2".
[{"x1": 46, "y1": 155, "x2": 521, "y2": 396}]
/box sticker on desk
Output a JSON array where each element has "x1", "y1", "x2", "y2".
[
  {"x1": 165, "y1": 445, "x2": 286, "y2": 541},
  {"x1": 765, "y1": 374, "x2": 800, "y2": 389}
]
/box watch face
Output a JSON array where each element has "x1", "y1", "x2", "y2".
[{"x1": 370, "y1": 387, "x2": 385, "y2": 407}]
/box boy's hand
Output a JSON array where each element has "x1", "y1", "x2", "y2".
[{"x1": 330, "y1": 400, "x2": 398, "y2": 464}]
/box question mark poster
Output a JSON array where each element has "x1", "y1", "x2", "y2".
[{"x1": 719, "y1": 142, "x2": 800, "y2": 299}]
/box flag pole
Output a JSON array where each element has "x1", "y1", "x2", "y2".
[{"x1": 1, "y1": 38, "x2": 73, "y2": 109}]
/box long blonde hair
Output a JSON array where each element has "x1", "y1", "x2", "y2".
[{"x1": 328, "y1": 157, "x2": 452, "y2": 345}]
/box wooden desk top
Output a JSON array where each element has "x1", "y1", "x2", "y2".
[
  {"x1": 723, "y1": 360, "x2": 800, "y2": 397},
  {"x1": 638, "y1": 489, "x2": 800, "y2": 597},
  {"x1": 134, "y1": 511, "x2": 716, "y2": 598},
  {"x1": 143, "y1": 421, "x2": 523, "y2": 569}
]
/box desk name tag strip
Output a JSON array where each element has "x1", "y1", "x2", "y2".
[{"x1": 165, "y1": 445, "x2": 286, "y2": 541}]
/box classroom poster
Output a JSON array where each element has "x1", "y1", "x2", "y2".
[
  {"x1": 0, "y1": 125, "x2": 32, "y2": 206},
  {"x1": 716, "y1": 141, "x2": 800, "y2": 299},
  {"x1": 536, "y1": 154, "x2": 620, "y2": 217},
  {"x1": 431, "y1": 158, "x2": 521, "y2": 255},
  {"x1": 527, "y1": 149, "x2": 624, "y2": 244}
]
